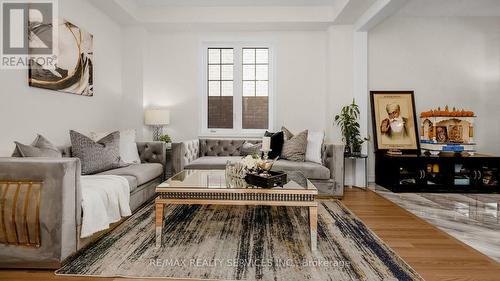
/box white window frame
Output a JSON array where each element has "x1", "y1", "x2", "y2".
[{"x1": 199, "y1": 42, "x2": 275, "y2": 137}]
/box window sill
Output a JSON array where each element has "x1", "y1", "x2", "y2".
[{"x1": 198, "y1": 131, "x2": 266, "y2": 139}]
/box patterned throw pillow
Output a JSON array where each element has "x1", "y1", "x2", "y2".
[
  {"x1": 70, "y1": 130, "x2": 122, "y2": 175},
  {"x1": 12, "y1": 134, "x2": 62, "y2": 158},
  {"x1": 280, "y1": 127, "x2": 308, "y2": 162}
]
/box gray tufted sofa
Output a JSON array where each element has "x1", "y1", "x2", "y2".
[
  {"x1": 171, "y1": 139, "x2": 344, "y2": 197},
  {"x1": 0, "y1": 141, "x2": 166, "y2": 269}
]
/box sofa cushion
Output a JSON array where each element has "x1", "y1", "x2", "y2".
[
  {"x1": 97, "y1": 163, "x2": 163, "y2": 186},
  {"x1": 185, "y1": 156, "x2": 242, "y2": 170},
  {"x1": 121, "y1": 175, "x2": 138, "y2": 192},
  {"x1": 272, "y1": 159, "x2": 330, "y2": 180}
]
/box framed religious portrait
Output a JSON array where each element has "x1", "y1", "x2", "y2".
[
  {"x1": 435, "y1": 126, "x2": 448, "y2": 143},
  {"x1": 448, "y1": 125, "x2": 464, "y2": 143},
  {"x1": 370, "y1": 91, "x2": 420, "y2": 152}
]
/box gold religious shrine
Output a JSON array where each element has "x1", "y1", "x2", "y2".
[{"x1": 420, "y1": 106, "x2": 476, "y2": 155}]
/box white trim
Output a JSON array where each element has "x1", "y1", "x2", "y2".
[
  {"x1": 352, "y1": 31, "x2": 368, "y2": 188},
  {"x1": 354, "y1": 0, "x2": 409, "y2": 32},
  {"x1": 199, "y1": 42, "x2": 275, "y2": 137}
]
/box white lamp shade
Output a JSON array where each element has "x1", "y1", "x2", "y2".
[{"x1": 145, "y1": 109, "x2": 170, "y2": 125}]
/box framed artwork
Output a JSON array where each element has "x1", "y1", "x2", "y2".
[
  {"x1": 436, "y1": 126, "x2": 448, "y2": 143},
  {"x1": 29, "y1": 19, "x2": 94, "y2": 96},
  {"x1": 370, "y1": 91, "x2": 420, "y2": 152},
  {"x1": 448, "y1": 125, "x2": 464, "y2": 143}
]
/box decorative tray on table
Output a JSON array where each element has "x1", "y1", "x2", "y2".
[{"x1": 245, "y1": 171, "x2": 287, "y2": 188}]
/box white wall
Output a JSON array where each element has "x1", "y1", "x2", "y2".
[
  {"x1": 326, "y1": 25, "x2": 355, "y2": 144},
  {"x1": 0, "y1": 0, "x2": 124, "y2": 156},
  {"x1": 121, "y1": 26, "x2": 147, "y2": 140},
  {"x1": 143, "y1": 30, "x2": 331, "y2": 142},
  {"x1": 368, "y1": 16, "x2": 500, "y2": 179}
]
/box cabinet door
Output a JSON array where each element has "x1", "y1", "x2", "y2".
[
  {"x1": 422, "y1": 161, "x2": 449, "y2": 188},
  {"x1": 476, "y1": 159, "x2": 499, "y2": 190},
  {"x1": 453, "y1": 160, "x2": 475, "y2": 189},
  {"x1": 395, "y1": 159, "x2": 421, "y2": 187}
]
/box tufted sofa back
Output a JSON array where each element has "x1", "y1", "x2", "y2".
[
  {"x1": 172, "y1": 138, "x2": 345, "y2": 192},
  {"x1": 59, "y1": 142, "x2": 167, "y2": 167},
  {"x1": 182, "y1": 139, "x2": 200, "y2": 164},
  {"x1": 199, "y1": 139, "x2": 261, "y2": 157}
]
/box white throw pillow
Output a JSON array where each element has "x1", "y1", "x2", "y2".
[
  {"x1": 305, "y1": 131, "x2": 324, "y2": 164},
  {"x1": 90, "y1": 129, "x2": 141, "y2": 164}
]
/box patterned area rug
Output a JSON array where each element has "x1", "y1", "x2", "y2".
[{"x1": 57, "y1": 200, "x2": 422, "y2": 281}]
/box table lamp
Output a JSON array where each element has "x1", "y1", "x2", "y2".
[{"x1": 145, "y1": 109, "x2": 170, "y2": 141}]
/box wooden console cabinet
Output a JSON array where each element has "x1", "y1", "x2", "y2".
[{"x1": 375, "y1": 153, "x2": 500, "y2": 193}]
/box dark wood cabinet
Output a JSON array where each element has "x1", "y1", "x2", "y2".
[{"x1": 375, "y1": 153, "x2": 500, "y2": 193}]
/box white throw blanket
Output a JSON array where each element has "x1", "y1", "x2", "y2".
[{"x1": 80, "y1": 175, "x2": 132, "y2": 238}]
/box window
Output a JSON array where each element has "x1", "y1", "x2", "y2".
[
  {"x1": 208, "y1": 48, "x2": 234, "y2": 128},
  {"x1": 242, "y1": 48, "x2": 269, "y2": 129},
  {"x1": 202, "y1": 44, "x2": 272, "y2": 136}
]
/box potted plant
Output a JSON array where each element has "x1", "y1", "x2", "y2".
[
  {"x1": 159, "y1": 134, "x2": 172, "y2": 149},
  {"x1": 334, "y1": 99, "x2": 368, "y2": 156}
]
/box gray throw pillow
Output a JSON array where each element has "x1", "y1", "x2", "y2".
[
  {"x1": 70, "y1": 130, "x2": 122, "y2": 175},
  {"x1": 280, "y1": 127, "x2": 308, "y2": 162},
  {"x1": 241, "y1": 141, "x2": 262, "y2": 156},
  {"x1": 12, "y1": 134, "x2": 62, "y2": 158}
]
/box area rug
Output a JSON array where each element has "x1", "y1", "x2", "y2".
[{"x1": 57, "y1": 200, "x2": 422, "y2": 281}]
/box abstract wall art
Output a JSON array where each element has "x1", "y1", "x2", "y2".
[{"x1": 29, "y1": 19, "x2": 93, "y2": 96}]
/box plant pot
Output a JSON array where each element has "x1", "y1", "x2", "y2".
[
  {"x1": 344, "y1": 145, "x2": 351, "y2": 156},
  {"x1": 351, "y1": 151, "x2": 362, "y2": 156}
]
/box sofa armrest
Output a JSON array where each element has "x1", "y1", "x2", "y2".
[
  {"x1": 171, "y1": 139, "x2": 200, "y2": 174},
  {"x1": 0, "y1": 157, "x2": 81, "y2": 268},
  {"x1": 137, "y1": 141, "x2": 167, "y2": 167},
  {"x1": 324, "y1": 144, "x2": 345, "y2": 194}
]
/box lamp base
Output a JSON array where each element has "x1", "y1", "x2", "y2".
[{"x1": 152, "y1": 126, "x2": 163, "y2": 141}]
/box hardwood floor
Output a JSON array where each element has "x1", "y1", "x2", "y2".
[
  {"x1": 342, "y1": 187, "x2": 500, "y2": 281},
  {"x1": 1, "y1": 188, "x2": 499, "y2": 281}
]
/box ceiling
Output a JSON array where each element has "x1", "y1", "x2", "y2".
[
  {"x1": 134, "y1": 0, "x2": 337, "y2": 7},
  {"x1": 92, "y1": 0, "x2": 500, "y2": 31},
  {"x1": 334, "y1": 0, "x2": 377, "y2": 24},
  {"x1": 398, "y1": 0, "x2": 500, "y2": 17}
]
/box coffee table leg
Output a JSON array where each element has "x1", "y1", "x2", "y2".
[
  {"x1": 309, "y1": 205, "x2": 318, "y2": 252},
  {"x1": 155, "y1": 201, "x2": 164, "y2": 247}
]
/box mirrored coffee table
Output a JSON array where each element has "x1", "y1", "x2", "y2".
[{"x1": 155, "y1": 170, "x2": 319, "y2": 251}]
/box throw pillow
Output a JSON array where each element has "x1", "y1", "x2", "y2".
[
  {"x1": 90, "y1": 129, "x2": 141, "y2": 164},
  {"x1": 282, "y1": 127, "x2": 294, "y2": 140},
  {"x1": 281, "y1": 127, "x2": 308, "y2": 162},
  {"x1": 70, "y1": 130, "x2": 122, "y2": 175},
  {"x1": 12, "y1": 134, "x2": 62, "y2": 158},
  {"x1": 264, "y1": 131, "x2": 284, "y2": 159},
  {"x1": 241, "y1": 141, "x2": 262, "y2": 156},
  {"x1": 305, "y1": 131, "x2": 325, "y2": 164}
]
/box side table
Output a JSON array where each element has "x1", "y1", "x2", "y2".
[
  {"x1": 164, "y1": 146, "x2": 173, "y2": 179},
  {"x1": 343, "y1": 154, "x2": 368, "y2": 190}
]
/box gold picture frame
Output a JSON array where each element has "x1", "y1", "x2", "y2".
[{"x1": 370, "y1": 91, "x2": 420, "y2": 152}]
